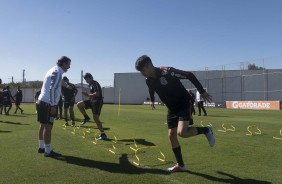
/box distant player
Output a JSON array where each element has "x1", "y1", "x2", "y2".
[
  {"x1": 77, "y1": 73, "x2": 107, "y2": 140},
  {"x1": 189, "y1": 90, "x2": 196, "y2": 115},
  {"x1": 135, "y1": 55, "x2": 215, "y2": 173},
  {"x1": 14, "y1": 85, "x2": 24, "y2": 114},
  {"x1": 61, "y1": 76, "x2": 78, "y2": 127},
  {"x1": 196, "y1": 90, "x2": 207, "y2": 116},
  {"x1": 56, "y1": 96, "x2": 63, "y2": 119},
  {"x1": 2, "y1": 86, "x2": 14, "y2": 115},
  {"x1": 0, "y1": 88, "x2": 3, "y2": 114},
  {"x1": 37, "y1": 56, "x2": 71, "y2": 157}
]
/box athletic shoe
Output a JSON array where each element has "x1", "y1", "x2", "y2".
[
  {"x1": 64, "y1": 122, "x2": 69, "y2": 126},
  {"x1": 38, "y1": 148, "x2": 45, "y2": 153},
  {"x1": 71, "y1": 121, "x2": 75, "y2": 127},
  {"x1": 44, "y1": 150, "x2": 62, "y2": 157},
  {"x1": 96, "y1": 134, "x2": 107, "y2": 140},
  {"x1": 167, "y1": 163, "x2": 187, "y2": 173},
  {"x1": 81, "y1": 117, "x2": 90, "y2": 125},
  {"x1": 205, "y1": 125, "x2": 215, "y2": 147}
]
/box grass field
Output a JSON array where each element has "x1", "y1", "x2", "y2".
[{"x1": 0, "y1": 104, "x2": 281, "y2": 184}]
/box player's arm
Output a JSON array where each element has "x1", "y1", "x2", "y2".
[
  {"x1": 165, "y1": 67, "x2": 212, "y2": 103},
  {"x1": 49, "y1": 71, "x2": 61, "y2": 114},
  {"x1": 146, "y1": 80, "x2": 156, "y2": 109},
  {"x1": 73, "y1": 85, "x2": 78, "y2": 97},
  {"x1": 82, "y1": 82, "x2": 101, "y2": 98},
  {"x1": 10, "y1": 92, "x2": 15, "y2": 102}
]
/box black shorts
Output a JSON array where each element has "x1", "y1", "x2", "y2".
[
  {"x1": 3, "y1": 101, "x2": 12, "y2": 107},
  {"x1": 84, "y1": 99, "x2": 103, "y2": 115},
  {"x1": 167, "y1": 102, "x2": 192, "y2": 129},
  {"x1": 64, "y1": 99, "x2": 75, "y2": 108},
  {"x1": 15, "y1": 101, "x2": 21, "y2": 106},
  {"x1": 37, "y1": 101, "x2": 56, "y2": 125}
]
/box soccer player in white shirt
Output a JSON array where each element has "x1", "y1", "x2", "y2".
[{"x1": 37, "y1": 56, "x2": 71, "y2": 157}]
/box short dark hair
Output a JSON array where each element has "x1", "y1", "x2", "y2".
[
  {"x1": 57, "y1": 56, "x2": 71, "y2": 66},
  {"x1": 135, "y1": 55, "x2": 152, "y2": 71},
  {"x1": 62, "y1": 76, "x2": 69, "y2": 81},
  {"x1": 83, "y1": 73, "x2": 93, "y2": 80}
]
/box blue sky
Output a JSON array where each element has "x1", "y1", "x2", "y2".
[{"x1": 1, "y1": 0, "x2": 282, "y2": 86}]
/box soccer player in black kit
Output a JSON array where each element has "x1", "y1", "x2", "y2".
[
  {"x1": 77, "y1": 73, "x2": 107, "y2": 140},
  {"x1": 135, "y1": 55, "x2": 215, "y2": 173},
  {"x1": 2, "y1": 86, "x2": 15, "y2": 115},
  {"x1": 14, "y1": 86, "x2": 24, "y2": 114},
  {"x1": 62, "y1": 76, "x2": 78, "y2": 127}
]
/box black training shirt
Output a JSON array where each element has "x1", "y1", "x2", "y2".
[{"x1": 146, "y1": 67, "x2": 205, "y2": 110}]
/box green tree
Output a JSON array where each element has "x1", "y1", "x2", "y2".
[{"x1": 247, "y1": 63, "x2": 265, "y2": 70}]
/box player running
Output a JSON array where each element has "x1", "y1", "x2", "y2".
[{"x1": 135, "y1": 55, "x2": 215, "y2": 173}]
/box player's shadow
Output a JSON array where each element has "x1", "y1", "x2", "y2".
[
  {"x1": 11, "y1": 114, "x2": 28, "y2": 117},
  {"x1": 0, "y1": 130, "x2": 12, "y2": 133},
  {"x1": 187, "y1": 170, "x2": 271, "y2": 184},
  {"x1": 118, "y1": 139, "x2": 156, "y2": 146},
  {"x1": 53, "y1": 154, "x2": 168, "y2": 175},
  {"x1": 0, "y1": 120, "x2": 29, "y2": 125}
]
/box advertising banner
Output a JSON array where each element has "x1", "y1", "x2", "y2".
[{"x1": 226, "y1": 101, "x2": 281, "y2": 110}]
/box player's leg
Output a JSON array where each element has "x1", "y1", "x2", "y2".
[
  {"x1": 37, "y1": 101, "x2": 46, "y2": 153},
  {"x1": 69, "y1": 102, "x2": 75, "y2": 127},
  {"x1": 63, "y1": 101, "x2": 69, "y2": 126},
  {"x1": 197, "y1": 102, "x2": 201, "y2": 116},
  {"x1": 0, "y1": 104, "x2": 3, "y2": 114},
  {"x1": 14, "y1": 104, "x2": 19, "y2": 114},
  {"x1": 18, "y1": 103, "x2": 23, "y2": 113},
  {"x1": 92, "y1": 100, "x2": 107, "y2": 140},
  {"x1": 202, "y1": 103, "x2": 207, "y2": 116},
  {"x1": 166, "y1": 110, "x2": 186, "y2": 173},
  {"x1": 43, "y1": 105, "x2": 59, "y2": 157},
  {"x1": 77, "y1": 100, "x2": 91, "y2": 124},
  {"x1": 177, "y1": 103, "x2": 215, "y2": 146},
  {"x1": 58, "y1": 101, "x2": 63, "y2": 119},
  {"x1": 7, "y1": 103, "x2": 12, "y2": 115}
]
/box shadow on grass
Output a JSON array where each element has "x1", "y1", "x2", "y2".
[
  {"x1": 199, "y1": 115, "x2": 229, "y2": 118},
  {"x1": 53, "y1": 154, "x2": 168, "y2": 175},
  {"x1": 10, "y1": 114, "x2": 28, "y2": 117},
  {"x1": 0, "y1": 130, "x2": 12, "y2": 133},
  {"x1": 0, "y1": 120, "x2": 29, "y2": 125},
  {"x1": 117, "y1": 139, "x2": 156, "y2": 146},
  {"x1": 187, "y1": 170, "x2": 271, "y2": 184}
]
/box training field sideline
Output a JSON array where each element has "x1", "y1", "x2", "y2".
[{"x1": 0, "y1": 104, "x2": 281, "y2": 184}]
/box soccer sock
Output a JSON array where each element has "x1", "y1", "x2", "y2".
[
  {"x1": 44, "y1": 144, "x2": 52, "y2": 154},
  {"x1": 84, "y1": 114, "x2": 90, "y2": 119},
  {"x1": 39, "y1": 140, "x2": 44, "y2": 149},
  {"x1": 196, "y1": 127, "x2": 209, "y2": 134},
  {"x1": 172, "y1": 146, "x2": 184, "y2": 167}
]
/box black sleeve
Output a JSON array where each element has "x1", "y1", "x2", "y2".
[
  {"x1": 168, "y1": 67, "x2": 206, "y2": 94},
  {"x1": 146, "y1": 80, "x2": 155, "y2": 103}
]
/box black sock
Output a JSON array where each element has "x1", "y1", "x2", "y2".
[
  {"x1": 196, "y1": 127, "x2": 209, "y2": 134},
  {"x1": 84, "y1": 114, "x2": 90, "y2": 119},
  {"x1": 172, "y1": 146, "x2": 184, "y2": 167},
  {"x1": 100, "y1": 132, "x2": 106, "y2": 136}
]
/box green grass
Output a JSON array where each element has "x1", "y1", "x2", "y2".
[{"x1": 0, "y1": 104, "x2": 281, "y2": 184}]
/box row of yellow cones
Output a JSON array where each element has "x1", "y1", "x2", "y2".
[
  {"x1": 199, "y1": 121, "x2": 282, "y2": 140},
  {"x1": 63, "y1": 124, "x2": 166, "y2": 166}
]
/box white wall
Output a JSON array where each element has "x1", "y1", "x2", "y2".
[
  {"x1": 113, "y1": 73, "x2": 161, "y2": 104},
  {"x1": 16, "y1": 87, "x2": 115, "y2": 104}
]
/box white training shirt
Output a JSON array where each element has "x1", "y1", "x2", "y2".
[
  {"x1": 38, "y1": 65, "x2": 65, "y2": 106},
  {"x1": 196, "y1": 91, "x2": 204, "y2": 102}
]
